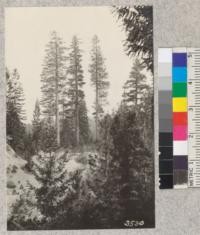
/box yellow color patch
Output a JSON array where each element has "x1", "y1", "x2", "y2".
[{"x1": 173, "y1": 98, "x2": 187, "y2": 112}]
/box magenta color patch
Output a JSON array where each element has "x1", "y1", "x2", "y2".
[{"x1": 173, "y1": 125, "x2": 187, "y2": 140}]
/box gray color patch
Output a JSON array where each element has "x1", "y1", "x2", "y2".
[
  {"x1": 159, "y1": 77, "x2": 172, "y2": 90},
  {"x1": 159, "y1": 90, "x2": 172, "y2": 104},
  {"x1": 159, "y1": 119, "x2": 172, "y2": 132},
  {"x1": 159, "y1": 104, "x2": 172, "y2": 119},
  {"x1": 158, "y1": 63, "x2": 172, "y2": 77}
]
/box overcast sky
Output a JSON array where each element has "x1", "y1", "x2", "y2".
[{"x1": 5, "y1": 6, "x2": 151, "y2": 123}]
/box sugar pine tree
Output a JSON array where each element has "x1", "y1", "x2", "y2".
[
  {"x1": 40, "y1": 31, "x2": 67, "y2": 146},
  {"x1": 32, "y1": 99, "x2": 42, "y2": 153},
  {"x1": 89, "y1": 35, "x2": 109, "y2": 141},
  {"x1": 123, "y1": 59, "x2": 149, "y2": 108},
  {"x1": 67, "y1": 35, "x2": 85, "y2": 146},
  {"x1": 6, "y1": 68, "x2": 26, "y2": 153},
  {"x1": 113, "y1": 6, "x2": 153, "y2": 72}
]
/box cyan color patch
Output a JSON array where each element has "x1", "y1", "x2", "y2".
[{"x1": 172, "y1": 67, "x2": 187, "y2": 82}]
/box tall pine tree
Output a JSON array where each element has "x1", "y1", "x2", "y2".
[
  {"x1": 67, "y1": 35, "x2": 85, "y2": 146},
  {"x1": 123, "y1": 59, "x2": 148, "y2": 108},
  {"x1": 40, "y1": 31, "x2": 67, "y2": 146},
  {"x1": 89, "y1": 35, "x2": 109, "y2": 141},
  {"x1": 6, "y1": 68, "x2": 26, "y2": 153}
]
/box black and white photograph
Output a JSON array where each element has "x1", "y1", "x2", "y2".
[{"x1": 5, "y1": 6, "x2": 154, "y2": 230}]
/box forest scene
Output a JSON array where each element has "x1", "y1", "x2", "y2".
[{"x1": 6, "y1": 6, "x2": 154, "y2": 230}]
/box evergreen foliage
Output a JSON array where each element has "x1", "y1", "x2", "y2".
[
  {"x1": 66, "y1": 35, "x2": 87, "y2": 146},
  {"x1": 114, "y1": 6, "x2": 153, "y2": 72},
  {"x1": 89, "y1": 35, "x2": 109, "y2": 141},
  {"x1": 40, "y1": 31, "x2": 67, "y2": 146},
  {"x1": 40, "y1": 121, "x2": 57, "y2": 153},
  {"x1": 6, "y1": 68, "x2": 26, "y2": 153},
  {"x1": 123, "y1": 59, "x2": 149, "y2": 108},
  {"x1": 79, "y1": 99, "x2": 90, "y2": 145},
  {"x1": 7, "y1": 21, "x2": 154, "y2": 229},
  {"x1": 32, "y1": 99, "x2": 42, "y2": 153}
]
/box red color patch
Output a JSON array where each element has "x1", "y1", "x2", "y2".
[{"x1": 173, "y1": 112, "x2": 187, "y2": 125}]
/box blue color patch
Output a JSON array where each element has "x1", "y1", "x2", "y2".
[
  {"x1": 173, "y1": 53, "x2": 187, "y2": 67},
  {"x1": 172, "y1": 67, "x2": 187, "y2": 82}
]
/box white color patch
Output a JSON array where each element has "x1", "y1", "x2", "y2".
[
  {"x1": 158, "y1": 48, "x2": 172, "y2": 63},
  {"x1": 173, "y1": 141, "x2": 188, "y2": 155}
]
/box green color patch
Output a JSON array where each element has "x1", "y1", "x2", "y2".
[{"x1": 173, "y1": 82, "x2": 187, "y2": 97}]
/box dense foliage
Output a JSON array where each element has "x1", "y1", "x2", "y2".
[
  {"x1": 6, "y1": 68, "x2": 26, "y2": 154},
  {"x1": 114, "y1": 6, "x2": 153, "y2": 73}
]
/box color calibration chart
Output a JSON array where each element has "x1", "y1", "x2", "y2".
[{"x1": 158, "y1": 48, "x2": 200, "y2": 189}]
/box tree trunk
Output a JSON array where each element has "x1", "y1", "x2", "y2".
[
  {"x1": 95, "y1": 45, "x2": 98, "y2": 142},
  {"x1": 135, "y1": 75, "x2": 138, "y2": 106},
  {"x1": 55, "y1": 41, "x2": 60, "y2": 146},
  {"x1": 95, "y1": 82, "x2": 98, "y2": 142},
  {"x1": 56, "y1": 89, "x2": 60, "y2": 146},
  {"x1": 75, "y1": 54, "x2": 80, "y2": 146},
  {"x1": 75, "y1": 95, "x2": 80, "y2": 146}
]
